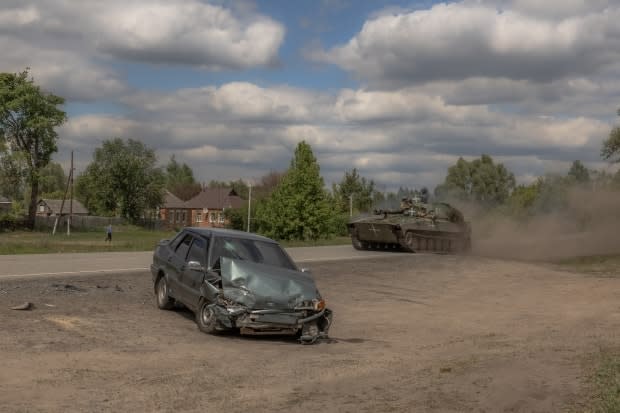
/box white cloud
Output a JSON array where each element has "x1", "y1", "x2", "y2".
[
  {"x1": 56, "y1": 81, "x2": 613, "y2": 190},
  {"x1": 0, "y1": 5, "x2": 39, "y2": 26},
  {"x1": 313, "y1": 2, "x2": 620, "y2": 87},
  {"x1": 5, "y1": 0, "x2": 616, "y2": 190},
  {"x1": 0, "y1": 1, "x2": 285, "y2": 101},
  {"x1": 0, "y1": 37, "x2": 128, "y2": 101},
  {"x1": 5, "y1": 0, "x2": 284, "y2": 69}
]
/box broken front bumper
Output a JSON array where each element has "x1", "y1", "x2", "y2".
[{"x1": 210, "y1": 304, "x2": 333, "y2": 343}]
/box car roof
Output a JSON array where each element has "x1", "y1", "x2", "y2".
[{"x1": 184, "y1": 227, "x2": 278, "y2": 244}]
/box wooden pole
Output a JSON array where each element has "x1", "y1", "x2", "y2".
[{"x1": 52, "y1": 159, "x2": 72, "y2": 236}]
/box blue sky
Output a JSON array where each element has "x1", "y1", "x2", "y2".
[{"x1": 1, "y1": 0, "x2": 618, "y2": 189}]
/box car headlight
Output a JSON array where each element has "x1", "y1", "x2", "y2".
[{"x1": 313, "y1": 299, "x2": 326, "y2": 311}]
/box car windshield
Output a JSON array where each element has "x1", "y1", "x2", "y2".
[{"x1": 210, "y1": 237, "x2": 297, "y2": 271}]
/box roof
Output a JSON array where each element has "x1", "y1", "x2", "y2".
[
  {"x1": 162, "y1": 190, "x2": 185, "y2": 209},
  {"x1": 183, "y1": 187, "x2": 244, "y2": 210},
  {"x1": 40, "y1": 199, "x2": 89, "y2": 215},
  {"x1": 185, "y1": 227, "x2": 276, "y2": 243},
  {"x1": 0, "y1": 196, "x2": 10, "y2": 204}
]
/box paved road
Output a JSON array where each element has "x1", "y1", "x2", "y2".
[{"x1": 0, "y1": 245, "x2": 409, "y2": 279}]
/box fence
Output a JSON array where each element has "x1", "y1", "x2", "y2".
[
  {"x1": 34, "y1": 216, "x2": 126, "y2": 232},
  {"x1": 0, "y1": 217, "x2": 30, "y2": 232}
]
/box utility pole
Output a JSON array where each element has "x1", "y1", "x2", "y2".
[
  {"x1": 52, "y1": 156, "x2": 72, "y2": 236},
  {"x1": 247, "y1": 182, "x2": 252, "y2": 232},
  {"x1": 67, "y1": 151, "x2": 73, "y2": 236}
]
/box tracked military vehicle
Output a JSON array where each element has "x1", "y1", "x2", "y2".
[{"x1": 347, "y1": 196, "x2": 471, "y2": 253}]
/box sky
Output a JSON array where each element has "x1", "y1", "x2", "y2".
[{"x1": 1, "y1": 0, "x2": 619, "y2": 191}]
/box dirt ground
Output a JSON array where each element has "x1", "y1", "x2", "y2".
[{"x1": 1, "y1": 254, "x2": 619, "y2": 412}]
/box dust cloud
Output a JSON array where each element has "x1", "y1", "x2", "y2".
[{"x1": 464, "y1": 189, "x2": 620, "y2": 261}]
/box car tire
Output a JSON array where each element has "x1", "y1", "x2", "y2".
[
  {"x1": 155, "y1": 276, "x2": 174, "y2": 310},
  {"x1": 196, "y1": 298, "x2": 219, "y2": 334}
]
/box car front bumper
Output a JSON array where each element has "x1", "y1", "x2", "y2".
[{"x1": 210, "y1": 305, "x2": 333, "y2": 343}]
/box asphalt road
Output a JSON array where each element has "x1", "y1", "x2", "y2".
[{"x1": 0, "y1": 245, "x2": 410, "y2": 279}]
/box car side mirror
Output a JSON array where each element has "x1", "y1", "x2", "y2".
[{"x1": 187, "y1": 260, "x2": 205, "y2": 272}]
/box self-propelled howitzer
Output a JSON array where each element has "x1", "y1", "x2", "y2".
[{"x1": 347, "y1": 200, "x2": 471, "y2": 253}]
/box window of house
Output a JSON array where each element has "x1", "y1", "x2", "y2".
[
  {"x1": 175, "y1": 211, "x2": 181, "y2": 223},
  {"x1": 219, "y1": 213, "x2": 225, "y2": 224},
  {"x1": 38, "y1": 205, "x2": 45, "y2": 212},
  {"x1": 169, "y1": 209, "x2": 174, "y2": 223},
  {"x1": 182, "y1": 211, "x2": 186, "y2": 223},
  {"x1": 209, "y1": 212, "x2": 216, "y2": 223},
  {"x1": 196, "y1": 212, "x2": 202, "y2": 223}
]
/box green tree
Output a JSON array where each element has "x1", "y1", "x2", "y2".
[
  {"x1": 531, "y1": 174, "x2": 569, "y2": 214},
  {"x1": 256, "y1": 141, "x2": 334, "y2": 240},
  {"x1": 208, "y1": 178, "x2": 249, "y2": 199},
  {"x1": 76, "y1": 138, "x2": 165, "y2": 221},
  {"x1": 601, "y1": 108, "x2": 620, "y2": 162},
  {"x1": 39, "y1": 161, "x2": 67, "y2": 196},
  {"x1": 505, "y1": 183, "x2": 540, "y2": 218},
  {"x1": 0, "y1": 69, "x2": 67, "y2": 227},
  {"x1": 435, "y1": 154, "x2": 515, "y2": 205},
  {"x1": 0, "y1": 143, "x2": 27, "y2": 201},
  {"x1": 332, "y1": 168, "x2": 375, "y2": 214},
  {"x1": 567, "y1": 160, "x2": 590, "y2": 184},
  {"x1": 222, "y1": 171, "x2": 284, "y2": 232},
  {"x1": 165, "y1": 155, "x2": 201, "y2": 201}
]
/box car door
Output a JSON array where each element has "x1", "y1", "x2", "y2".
[
  {"x1": 166, "y1": 233, "x2": 193, "y2": 304},
  {"x1": 178, "y1": 235, "x2": 209, "y2": 310}
]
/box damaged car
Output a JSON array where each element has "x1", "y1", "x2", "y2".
[{"x1": 151, "y1": 228, "x2": 332, "y2": 344}]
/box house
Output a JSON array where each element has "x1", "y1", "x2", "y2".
[
  {"x1": 0, "y1": 196, "x2": 11, "y2": 213},
  {"x1": 160, "y1": 188, "x2": 244, "y2": 228},
  {"x1": 159, "y1": 191, "x2": 186, "y2": 225},
  {"x1": 37, "y1": 199, "x2": 89, "y2": 216}
]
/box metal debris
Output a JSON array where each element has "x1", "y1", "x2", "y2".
[
  {"x1": 10, "y1": 302, "x2": 33, "y2": 311},
  {"x1": 51, "y1": 283, "x2": 84, "y2": 292}
]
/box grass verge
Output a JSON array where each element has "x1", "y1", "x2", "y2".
[
  {"x1": 581, "y1": 349, "x2": 620, "y2": 413},
  {"x1": 555, "y1": 254, "x2": 620, "y2": 277},
  {"x1": 0, "y1": 227, "x2": 175, "y2": 254},
  {"x1": 0, "y1": 229, "x2": 352, "y2": 254}
]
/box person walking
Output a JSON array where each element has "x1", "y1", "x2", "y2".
[{"x1": 105, "y1": 224, "x2": 112, "y2": 242}]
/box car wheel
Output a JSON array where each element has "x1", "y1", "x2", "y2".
[
  {"x1": 155, "y1": 276, "x2": 174, "y2": 310},
  {"x1": 196, "y1": 299, "x2": 218, "y2": 334}
]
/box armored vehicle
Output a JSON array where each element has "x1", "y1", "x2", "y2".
[{"x1": 347, "y1": 197, "x2": 471, "y2": 253}]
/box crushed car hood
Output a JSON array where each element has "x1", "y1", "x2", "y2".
[{"x1": 219, "y1": 257, "x2": 319, "y2": 310}]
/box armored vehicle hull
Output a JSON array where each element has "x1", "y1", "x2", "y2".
[{"x1": 347, "y1": 202, "x2": 471, "y2": 253}]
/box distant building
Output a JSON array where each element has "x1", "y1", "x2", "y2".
[
  {"x1": 159, "y1": 188, "x2": 244, "y2": 229},
  {"x1": 158, "y1": 191, "x2": 186, "y2": 225},
  {"x1": 37, "y1": 199, "x2": 89, "y2": 216},
  {"x1": 0, "y1": 196, "x2": 11, "y2": 213}
]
